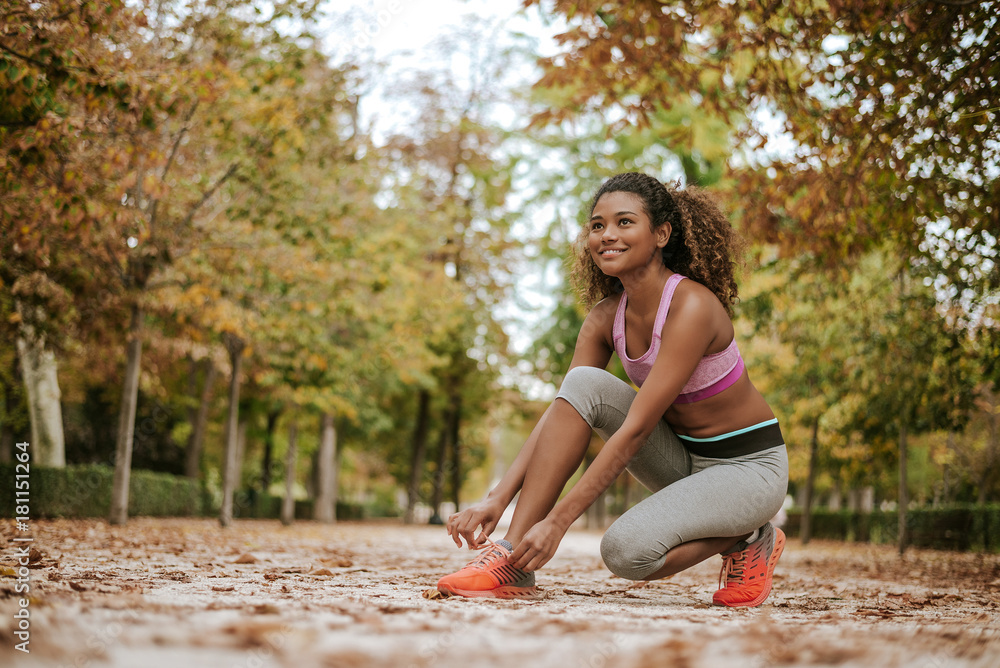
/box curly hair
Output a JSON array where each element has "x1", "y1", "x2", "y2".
[{"x1": 572, "y1": 172, "x2": 745, "y2": 315}]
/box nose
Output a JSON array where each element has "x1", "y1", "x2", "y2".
[{"x1": 601, "y1": 224, "x2": 618, "y2": 243}]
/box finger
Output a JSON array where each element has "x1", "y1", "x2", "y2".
[
  {"x1": 510, "y1": 545, "x2": 531, "y2": 570},
  {"x1": 523, "y1": 552, "x2": 548, "y2": 573},
  {"x1": 459, "y1": 523, "x2": 480, "y2": 549},
  {"x1": 446, "y1": 515, "x2": 465, "y2": 547}
]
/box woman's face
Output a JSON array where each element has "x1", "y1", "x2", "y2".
[{"x1": 588, "y1": 191, "x2": 670, "y2": 277}]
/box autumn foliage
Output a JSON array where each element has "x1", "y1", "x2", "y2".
[{"x1": 1, "y1": 1, "x2": 998, "y2": 529}]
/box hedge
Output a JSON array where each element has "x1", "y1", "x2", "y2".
[
  {"x1": 785, "y1": 505, "x2": 1000, "y2": 552},
  {"x1": 1, "y1": 463, "x2": 368, "y2": 521},
  {"x1": 0, "y1": 463, "x2": 204, "y2": 518}
]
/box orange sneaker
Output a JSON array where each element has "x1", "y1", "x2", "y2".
[
  {"x1": 713, "y1": 522, "x2": 785, "y2": 608},
  {"x1": 436, "y1": 538, "x2": 538, "y2": 599}
]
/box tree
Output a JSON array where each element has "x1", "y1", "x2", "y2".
[
  {"x1": 381, "y1": 19, "x2": 526, "y2": 522},
  {"x1": 739, "y1": 261, "x2": 853, "y2": 543},
  {"x1": 526, "y1": 1, "x2": 998, "y2": 299},
  {"x1": 102, "y1": 0, "x2": 335, "y2": 525},
  {"x1": 1, "y1": 0, "x2": 146, "y2": 465}
]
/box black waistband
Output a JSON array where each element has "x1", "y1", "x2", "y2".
[{"x1": 677, "y1": 421, "x2": 785, "y2": 459}]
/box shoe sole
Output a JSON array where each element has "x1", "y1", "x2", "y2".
[
  {"x1": 437, "y1": 583, "x2": 539, "y2": 599},
  {"x1": 714, "y1": 527, "x2": 786, "y2": 608}
]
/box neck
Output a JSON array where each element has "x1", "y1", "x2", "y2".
[{"x1": 620, "y1": 264, "x2": 672, "y2": 315}]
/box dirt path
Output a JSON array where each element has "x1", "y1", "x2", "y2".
[{"x1": 2, "y1": 518, "x2": 999, "y2": 667}]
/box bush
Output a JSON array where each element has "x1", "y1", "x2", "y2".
[
  {"x1": 786, "y1": 504, "x2": 1000, "y2": 552},
  {"x1": 0, "y1": 463, "x2": 204, "y2": 518},
  {"x1": 1, "y1": 463, "x2": 378, "y2": 520}
]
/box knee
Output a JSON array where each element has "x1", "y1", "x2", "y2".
[
  {"x1": 556, "y1": 366, "x2": 621, "y2": 426},
  {"x1": 600, "y1": 522, "x2": 662, "y2": 581},
  {"x1": 560, "y1": 365, "x2": 613, "y2": 395}
]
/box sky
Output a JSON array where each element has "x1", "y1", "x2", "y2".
[{"x1": 331, "y1": 0, "x2": 558, "y2": 60}]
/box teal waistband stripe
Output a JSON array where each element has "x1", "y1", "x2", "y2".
[{"x1": 677, "y1": 418, "x2": 779, "y2": 443}]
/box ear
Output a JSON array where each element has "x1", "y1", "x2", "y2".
[{"x1": 655, "y1": 222, "x2": 672, "y2": 249}]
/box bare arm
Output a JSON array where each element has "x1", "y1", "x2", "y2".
[{"x1": 446, "y1": 300, "x2": 616, "y2": 547}]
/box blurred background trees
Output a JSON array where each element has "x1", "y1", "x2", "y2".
[{"x1": 1, "y1": 0, "x2": 997, "y2": 537}]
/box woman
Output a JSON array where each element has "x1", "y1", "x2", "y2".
[{"x1": 437, "y1": 172, "x2": 789, "y2": 607}]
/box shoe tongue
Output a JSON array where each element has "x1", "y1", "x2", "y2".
[{"x1": 495, "y1": 539, "x2": 513, "y2": 552}]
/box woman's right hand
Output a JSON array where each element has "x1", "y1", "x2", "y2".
[{"x1": 446, "y1": 498, "x2": 505, "y2": 549}]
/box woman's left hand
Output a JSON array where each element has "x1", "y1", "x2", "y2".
[{"x1": 509, "y1": 517, "x2": 567, "y2": 572}]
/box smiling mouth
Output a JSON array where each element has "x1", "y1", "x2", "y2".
[{"x1": 600, "y1": 248, "x2": 626, "y2": 256}]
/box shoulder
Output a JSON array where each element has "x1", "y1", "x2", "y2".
[
  {"x1": 672, "y1": 277, "x2": 721, "y2": 310},
  {"x1": 667, "y1": 278, "x2": 731, "y2": 332}
]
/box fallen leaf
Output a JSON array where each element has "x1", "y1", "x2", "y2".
[
  {"x1": 233, "y1": 553, "x2": 258, "y2": 564},
  {"x1": 212, "y1": 585, "x2": 236, "y2": 592},
  {"x1": 69, "y1": 581, "x2": 89, "y2": 592},
  {"x1": 263, "y1": 572, "x2": 281, "y2": 581},
  {"x1": 250, "y1": 604, "x2": 280, "y2": 615},
  {"x1": 309, "y1": 568, "x2": 335, "y2": 576},
  {"x1": 422, "y1": 588, "x2": 451, "y2": 600},
  {"x1": 28, "y1": 548, "x2": 43, "y2": 563},
  {"x1": 321, "y1": 556, "x2": 354, "y2": 568}
]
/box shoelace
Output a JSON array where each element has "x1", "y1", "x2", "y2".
[
  {"x1": 718, "y1": 550, "x2": 747, "y2": 590},
  {"x1": 467, "y1": 536, "x2": 507, "y2": 570}
]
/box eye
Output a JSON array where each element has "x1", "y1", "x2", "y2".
[
  {"x1": 619, "y1": 218, "x2": 634, "y2": 225},
  {"x1": 590, "y1": 221, "x2": 604, "y2": 231}
]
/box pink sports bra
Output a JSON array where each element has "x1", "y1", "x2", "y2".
[{"x1": 612, "y1": 273, "x2": 745, "y2": 404}]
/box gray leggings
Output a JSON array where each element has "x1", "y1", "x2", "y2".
[{"x1": 555, "y1": 366, "x2": 789, "y2": 580}]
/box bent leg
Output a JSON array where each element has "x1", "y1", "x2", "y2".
[
  {"x1": 600, "y1": 445, "x2": 788, "y2": 580},
  {"x1": 504, "y1": 366, "x2": 688, "y2": 545},
  {"x1": 556, "y1": 366, "x2": 692, "y2": 493}
]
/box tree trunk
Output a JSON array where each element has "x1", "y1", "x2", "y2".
[
  {"x1": 801, "y1": 416, "x2": 820, "y2": 545},
  {"x1": 429, "y1": 412, "x2": 451, "y2": 524},
  {"x1": 184, "y1": 359, "x2": 217, "y2": 478},
  {"x1": 942, "y1": 432, "x2": 955, "y2": 505},
  {"x1": 16, "y1": 325, "x2": 65, "y2": 467},
  {"x1": 262, "y1": 409, "x2": 280, "y2": 493},
  {"x1": 449, "y1": 394, "x2": 462, "y2": 510},
  {"x1": 281, "y1": 419, "x2": 298, "y2": 526},
  {"x1": 219, "y1": 333, "x2": 245, "y2": 528},
  {"x1": 404, "y1": 389, "x2": 431, "y2": 524},
  {"x1": 898, "y1": 419, "x2": 909, "y2": 556},
  {"x1": 978, "y1": 405, "x2": 998, "y2": 505},
  {"x1": 314, "y1": 412, "x2": 338, "y2": 523},
  {"x1": 0, "y1": 428, "x2": 11, "y2": 463},
  {"x1": 109, "y1": 305, "x2": 143, "y2": 525}
]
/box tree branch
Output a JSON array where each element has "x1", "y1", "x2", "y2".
[
  {"x1": 161, "y1": 101, "x2": 200, "y2": 182},
  {"x1": 181, "y1": 162, "x2": 240, "y2": 228},
  {"x1": 147, "y1": 100, "x2": 201, "y2": 231}
]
